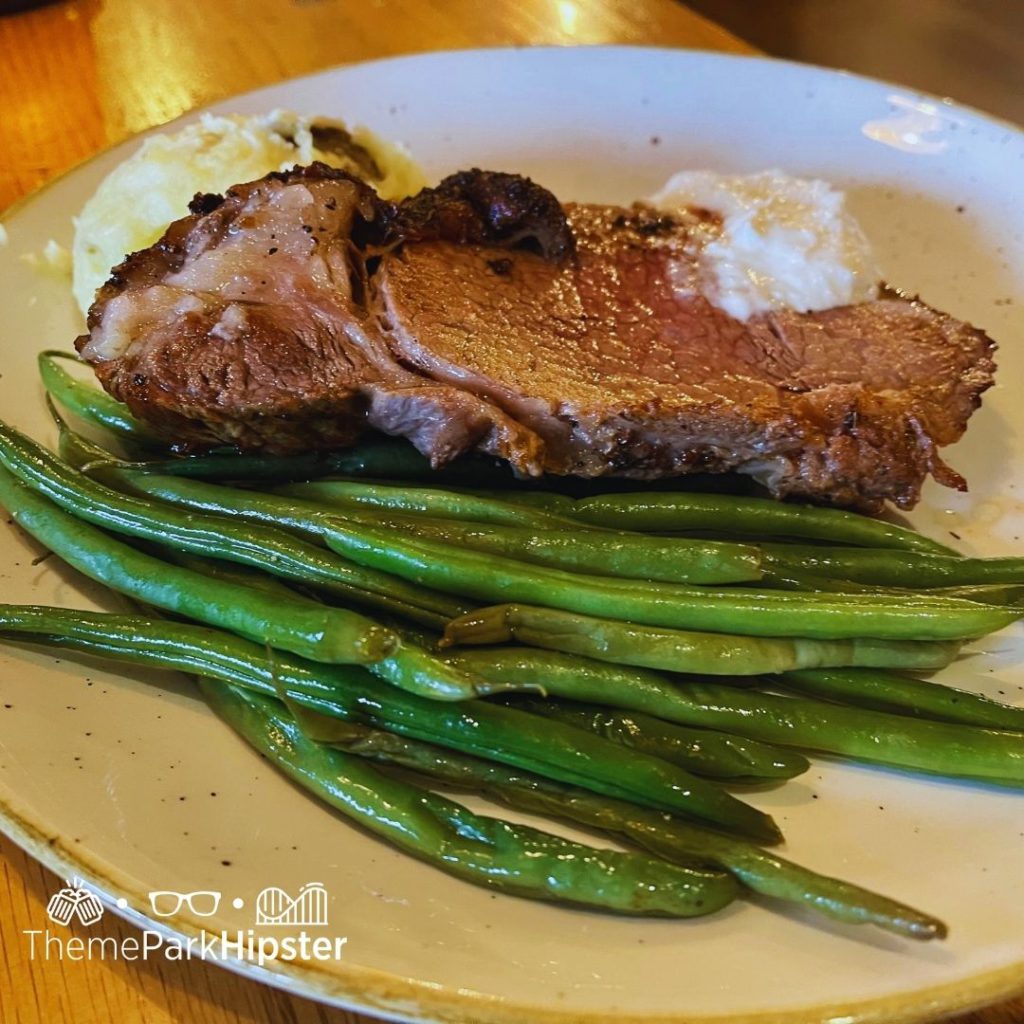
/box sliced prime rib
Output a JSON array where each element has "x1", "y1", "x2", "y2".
[{"x1": 77, "y1": 163, "x2": 996, "y2": 510}]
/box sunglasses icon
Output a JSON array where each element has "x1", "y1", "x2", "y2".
[{"x1": 148, "y1": 890, "x2": 222, "y2": 918}]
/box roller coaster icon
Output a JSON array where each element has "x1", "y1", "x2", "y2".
[{"x1": 254, "y1": 882, "x2": 329, "y2": 927}]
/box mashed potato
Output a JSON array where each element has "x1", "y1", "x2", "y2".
[
  {"x1": 72, "y1": 110, "x2": 424, "y2": 315},
  {"x1": 648, "y1": 170, "x2": 879, "y2": 321}
]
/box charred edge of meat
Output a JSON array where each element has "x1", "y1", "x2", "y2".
[{"x1": 378, "y1": 169, "x2": 576, "y2": 261}]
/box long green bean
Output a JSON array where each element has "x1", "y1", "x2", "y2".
[
  {"x1": 492, "y1": 694, "x2": 809, "y2": 780},
  {"x1": 318, "y1": 522, "x2": 1016, "y2": 641},
  {"x1": 0, "y1": 418, "x2": 467, "y2": 630},
  {"x1": 203, "y1": 682, "x2": 738, "y2": 916},
  {"x1": 444, "y1": 617, "x2": 1024, "y2": 783},
  {"x1": 156, "y1": 549, "x2": 524, "y2": 702},
  {"x1": 308, "y1": 718, "x2": 945, "y2": 940},
  {"x1": 276, "y1": 478, "x2": 581, "y2": 528},
  {"x1": 38, "y1": 351, "x2": 157, "y2": 445},
  {"x1": 96, "y1": 469, "x2": 1018, "y2": 644},
  {"x1": 6, "y1": 435, "x2": 520, "y2": 702},
  {"x1": 567, "y1": 492, "x2": 956, "y2": 555},
  {"x1": 372, "y1": 515, "x2": 764, "y2": 584},
  {"x1": 443, "y1": 604, "x2": 961, "y2": 674},
  {"x1": 0, "y1": 469, "x2": 395, "y2": 665},
  {"x1": 763, "y1": 544, "x2": 1024, "y2": 588},
  {"x1": 777, "y1": 668, "x2": 1024, "y2": 731},
  {"x1": 0, "y1": 606, "x2": 779, "y2": 840}
]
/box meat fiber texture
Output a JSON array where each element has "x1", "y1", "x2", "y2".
[{"x1": 77, "y1": 164, "x2": 996, "y2": 511}]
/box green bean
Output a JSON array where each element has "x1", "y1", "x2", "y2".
[
  {"x1": 161, "y1": 548, "x2": 307, "y2": 601},
  {"x1": 203, "y1": 683, "x2": 738, "y2": 917},
  {"x1": 7, "y1": 444, "x2": 515, "y2": 703},
  {"x1": 38, "y1": 351, "x2": 158, "y2": 445},
  {"x1": 316, "y1": 521, "x2": 1016, "y2": 641},
  {"x1": 310, "y1": 719, "x2": 944, "y2": 940},
  {"x1": 443, "y1": 604, "x2": 961, "y2": 674},
  {"x1": 98, "y1": 460, "x2": 1022, "y2": 644},
  {"x1": 658, "y1": 680, "x2": 1024, "y2": 785},
  {"x1": 0, "y1": 606, "x2": 779, "y2": 840},
  {"x1": 446, "y1": 644, "x2": 767, "y2": 711},
  {"x1": 130, "y1": 439, "x2": 525, "y2": 486},
  {"x1": 933, "y1": 584, "x2": 1024, "y2": 606},
  {"x1": 319, "y1": 520, "x2": 1016, "y2": 640},
  {"x1": 489, "y1": 658, "x2": 1024, "y2": 785},
  {"x1": 763, "y1": 544, "x2": 1024, "y2": 588},
  {"x1": 373, "y1": 515, "x2": 764, "y2": 585},
  {"x1": 568, "y1": 492, "x2": 956, "y2": 556},
  {"x1": 757, "y1": 565, "x2": 888, "y2": 594},
  {"x1": 443, "y1": 614, "x2": 1024, "y2": 783},
  {"x1": 0, "y1": 418, "x2": 467, "y2": 631},
  {"x1": 777, "y1": 668, "x2": 1024, "y2": 731},
  {"x1": 155, "y1": 549, "x2": 516, "y2": 702},
  {"x1": 760, "y1": 562, "x2": 1024, "y2": 606},
  {"x1": 491, "y1": 694, "x2": 809, "y2": 780},
  {"x1": 0, "y1": 469, "x2": 399, "y2": 664},
  {"x1": 96, "y1": 469, "x2": 1019, "y2": 643},
  {"x1": 447, "y1": 488, "x2": 578, "y2": 513},
  {"x1": 88, "y1": 466, "x2": 398, "y2": 539},
  {"x1": 444, "y1": 646, "x2": 812, "y2": 777},
  {"x1": 276, "y1": 479, "x2": 581, "y2": 529}
]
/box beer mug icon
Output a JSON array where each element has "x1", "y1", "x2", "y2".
[{"x1": 46, "y1": 880, "x2": 104, "y2": 927}]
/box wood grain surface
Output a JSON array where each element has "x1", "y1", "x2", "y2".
[{"x1": 0, "y1": 1, "x2": 1020, "y2": 1022}]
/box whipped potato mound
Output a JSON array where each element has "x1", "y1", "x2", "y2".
[
  {"x1": 648, "y1": 170, "x2": 880, "y2": 321},
  {"x1": 72, "y1": 110, "x2": 425, "y2": 316}
]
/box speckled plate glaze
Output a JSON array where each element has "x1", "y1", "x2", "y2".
[{"x1": 1, "y1": 47, "x2": 1023, "y2": 1024}]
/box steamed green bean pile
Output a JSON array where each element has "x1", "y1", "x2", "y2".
[{"x1": 2, "y1": 355, "x2": 1023, "y2": 940}]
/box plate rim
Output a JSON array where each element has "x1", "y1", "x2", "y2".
[
  {"x1": 7, "y1": 783, "x2": 1024, "y2": 1024},
  {"x1": 2, "y1": 43, "x2": 1023, "y2": 1024}
]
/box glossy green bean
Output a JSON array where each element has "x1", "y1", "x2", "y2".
[
  {"x1": 443, "y1": 604, "x2": 961, "y2": 674},
  {"x1": 38, "y1": 351, "x2": 157, "y2": 444},
  {"x1": 161, "y1": 548, "x2": 306, "y2": 601},
  {"x1": 91, "y1": 470, "x2": 1020, "y2": 642},
  {"x1": 567, "y1": 492, "x2": 956, "y2": 555},
  {"x1": 763, "y1": 544, "x2": 1024, "y2": 588},
  {"x1": 441, "y1": 621, "x2": 1024, "y2": 782},
  {"x1": 318, "y1": 524, "x2": 1014, "y2": 642},
  {"x1": 155, "y1": 550, "x2": 518, "y2": 702},
  {"x1": 276, "y1": 479, "x2": 581, "y2": 529},
  {"x1": 374, "y1": 515, "x2": 764, "y2": 584},
  {"x1": 203, "y1": 683, "x2": 738, "y2": 916},
  {"x1": 0, "y1": 418, "x2": 467, "y2": 631},
  {"x1": 0, "y1": 469, "x2": 396, "y2": 664},
  {"x1": 445, "y1": 646, "x2": 803, "y2": 779},
  {"x1": 0, "y1": 606, "x2": 779, "y2": 841},
  {"x1": 311, "y1": 718, "x2": 944, "y2": 940},
  {"x1": 492, "y1": 694, "x2": 809, "y2": 780},
  {"x1": 318, "y1": 521, "x2": 1016, "y2": 641},
  {"x1": 760, "y1": 563, "x2": 1024, "y2": 606},
  {"x1": 777, "y1": 668, "x2": 1024, "y2": 731}
]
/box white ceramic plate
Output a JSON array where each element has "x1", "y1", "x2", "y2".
[{"x1": 1, "y1": 47, "x2": 1023, "y2": 1024}]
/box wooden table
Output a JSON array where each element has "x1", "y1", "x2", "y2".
[{"x1": 0, "y1": 2, "x2": 1019, "y2": 1022}]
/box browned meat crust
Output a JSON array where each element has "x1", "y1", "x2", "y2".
[
  {"x1": 381, "y1": 169, "x2": 575, "y2": 259},
  {"x1": 76, "y1": 164, "x2": 997, "y2": 510}
]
